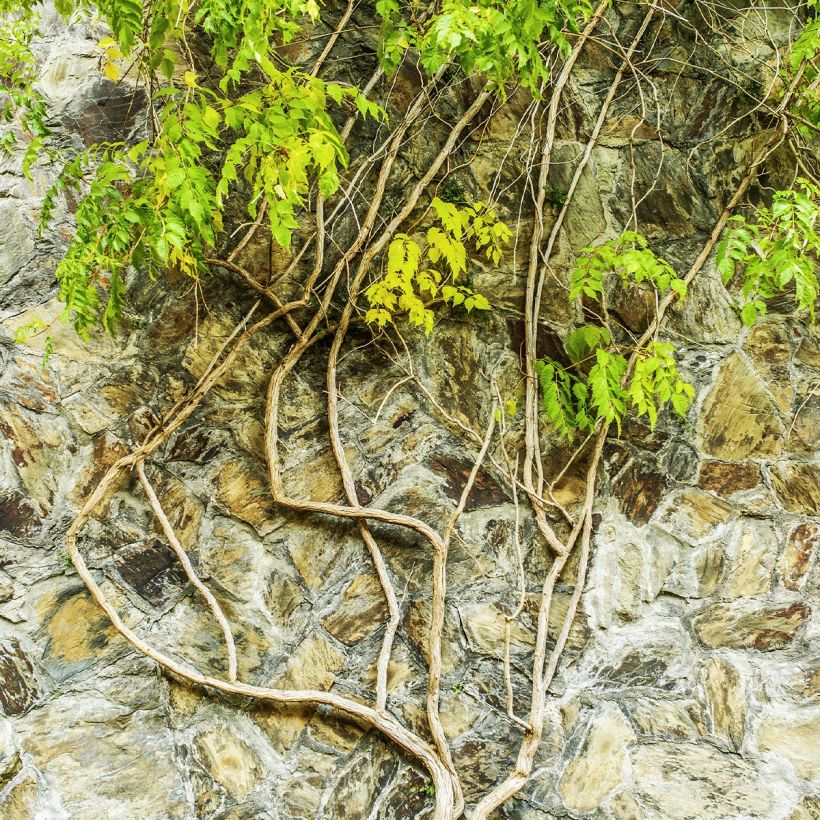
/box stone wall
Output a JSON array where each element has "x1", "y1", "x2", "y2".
[{"x1": 1, "y1": 2, "x2": 818, "y2": 818}]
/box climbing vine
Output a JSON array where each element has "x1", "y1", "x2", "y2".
[{"x1": 2, "y1": 0, "x2": 819, "y2": 817}]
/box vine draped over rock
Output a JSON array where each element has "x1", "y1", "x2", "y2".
[{"x1": 2, "y1": 0, "x2": 819, "y2": 816}]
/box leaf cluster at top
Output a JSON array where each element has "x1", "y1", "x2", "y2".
[{"x1": 365, "y1": 198, "x2": 511, "y2": 334}]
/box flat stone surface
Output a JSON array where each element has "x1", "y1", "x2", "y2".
[
  {"x1": 700, "y1": 352, "x2": 783, "y2": 460},
  {"x1": 702, "y1": 657, "x2": 745, "y2": 748},
  {"x1": 770, "y1": 461, "x2": 820, "y2": 514},
  {"x1": 630, "y1": 742, "x2": 774, "y2": 818},
  {"x1": 0, "y1": 641, "x2": 39, "y2": 716},
  {"x1": 692, "y1": 600, "x2": 810, "y2": 650},
  {"x1": 754, "y1": 708, "x2": 820, "y2": 781},
  {"x1": 558, "y1": 704, "x2": 635, "y2": 813}
]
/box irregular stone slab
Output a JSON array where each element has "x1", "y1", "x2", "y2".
[
  {"x1": 702, "y1": 657, "x2": 745, "y2": 749},
  {"x1": 0, "y1": 571, "x2": 12, "y2": 604},
  {"x1": 721, "y1": 519, "x2": 777, "y2": 598},
  {"x1": 796, "y1": 326, "x2": 820, "y2": 368},
  {"x1": 323, "y1": 739, "x2": 399, "y2": 820},
  {"x1": 36, "y1": 585, "x2": 120, "y2": 678},
  {"x1": 428, "y1": 453, "x2": 510, "y2": 510},
  {"x1": 216, "y1": 459, "x2": 279, "y2": 535},
  {"x1": 743, "y1": 320, "x2": 793, "y2": 411},
  {"x1": 595, "y1": 638, "x2": 694, "y2": 692},
  {"x1": 780, "y1": 522, "x2": 818, "y2": 591},
  {"x1": 260, "y1": 633, "x2": 345, "y2": 753},
  {"x1": 624, "y1": 698, "x2": 704, "y2": 739},
  {"x1": 692, "y1": 600, "x2": 810, "y2": 650},
  {"x1": 789, "y1": 796, "x2": 820, "y2": 819},
  {"x1": 458, "y1": 601, "x2": 533, "y2": 657},
  {"x1": 655, "y1": 488, "x2": 733, "y2": 542},
  {"x1": 322, "y1": 572, "x2": 389, "y2": 645},
  {"x1": 0, "y1": 640, "x2": 40, "y2": 716},
  {"x1": 788, "y1": 390, "x2": 820, "y2": 453},
  {"x1": 668, "y1": 272, "x2": 741, "y2": 345},
  {"x1": 700, "y1": 352, "x2": 783, "y2": 460},
  {"x1": 20, "y1": 691, "x2": 187, "y2": 817},
  {"x1": 0, "y1": 403, "x2": 69, "y2": 510},
  {"x1": 0, "y1": 202, "x2": 34, "y2": 285},
  {"x1": 697, "y1": 460, "x2": 761, "y2": 498},
  {"x1": 0, "y1": 772, "x2": 40, "y2": 818},
  {"x1": 612, "y1": 460, "x2": 669, "y2": 524},
  {"x1": 112, "y1": 539, "x2": 188, "y2": 611},
  {"x1": 61, "y1": 80, "x2": 148, "y2": 146},
  {"x1": 558, "y1": 704, "x2": 635, "y2": 813},
  {"x1": 0, "y1": 717, "x2": 21, "y2": 788},
  {"x1": 663, "y1": 539, "x2": 725, "y2": 600},
  {"x1": 71, "y1": 431, "x2": 128, "y2": 506},
  {"x1": 194, "y1": 725, "x2": 264, "y2": 801},
  {"x1": 754, "y1": 707, "x2": 820, "y2": 781},
  {"x1": 0, "y1": 492, "x2": 41, "y2": 538},
  {"x1": 630, "y1": 741, "x2": 773, "y2": 818},
  {"x1": 770, "y1": 461, "x2": 820, "y2": 514}
]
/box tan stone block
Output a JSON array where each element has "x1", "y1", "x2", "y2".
[
  {"x1": 626, "y1": 699, "x2": 704, "y2": 739},
  {"x1": 0, "y1": 773, "x2": 39, "y2": 818},
  {"x1": 770, "y1": 461, "x2": 820, "y2": 515},
  {"x1": 692, "y1": 600, "x2": 809, "y2": 650},
  {"x1": 702, "y1": 657, "x2": 745, "y2": 748},
  {"x1": 630, "y1": 742, "x2": 773, "y2": 818},
  {"x1": 790, "y1": 796, "x2": 820, "y2": 820},
  {"x1": 780, "y1": 521, "x2": 818, "y2": 591},
  {"x1": 262, "y1": 633, "x2": 345, "y2": 753},
  {"x1": 216, "y1": 459, "x2": 278, "y2": 534},
  {"x1": 700, "y1": 352, "x2": 783, "y2": 460},
  {"x1": 656, "y1": 488, "x2": 733, "y2": 541},
  {"x1": 322, "y1": 573, "x2": 389, "y2": 645},
  {"x1": 605, "y1": 790, "x2": 644, "y2": 820},
  {"x1": 194, "y1": 726, "x2": 263, "y2": 800},
  {"x1": 36, "y1": 587, "x2": 119, "y2": 667},
  {"x1": 755, "y1": 709, "x2": 820, "y2": 781},
  {"x1": 722, "y1": 519, "x2": 777, "y2": 598},
  {"x1": 558, "y1": 704, "x2": 635, "y2": 814}
]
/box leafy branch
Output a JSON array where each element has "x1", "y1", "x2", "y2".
[
  {"x1": 365, "y1": 198, "x2": 509, "y2": 334},
  {"x1": 717, "y1": 178, "x2": 820, "y2": 326},
  {"x1": 539, "y1": 233, "x2": 694, "y2": 440}
]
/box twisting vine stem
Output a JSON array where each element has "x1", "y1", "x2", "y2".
[{"x1": 19, "y1": 0, "x2": 813, "y2": 816}]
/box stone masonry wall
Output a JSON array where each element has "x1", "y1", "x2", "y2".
[{"x1": 0, "y1": 2, "x2": 819, "y2": 818}]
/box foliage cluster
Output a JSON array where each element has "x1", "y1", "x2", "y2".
[
  {"x1": 365, "y1": 197, "x2": 510, "y2": 333},
  {"x1": 2, "y1": 0, "x2": 818, "y2": 437},
  {"x1": 2, "y1": 0, "x2": 596, "y2": 344},
  {"x1": 376, "y1": 0, "x2": 594, "y2": 95},
  {"x1": 717, "y1": 178, "x2": 819, "y2": 325},
  {"x1": 538, "y1": 233, "x2": 694, "y2": 440},
  {"x1": 0, "y1": 2, "x2": 49, "y2": 169}
]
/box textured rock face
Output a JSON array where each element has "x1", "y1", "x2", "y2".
[{"x1": 1, "y1": 3, "x2": 819, "y2": 819}]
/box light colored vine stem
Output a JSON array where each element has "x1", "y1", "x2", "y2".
[
  {"x1": 521, "y1": 0, "x2": 610, "y2": 556},
  {"x1": 310, "y1": 0, "x2": 355, "y2": 77},
  {"x1": 471, "y1": 64, "x2": 802, "y2": 820},
  {"x1": 533, "y1": 5, "x2": 658, "y2": 346},
  {"x1": 64, "y1": 516, "x2": 457, "y2": 815},
  {"x1": 428, "y1": 400, "x2": 498, "y2": 752},
  {"x1": 264, "y1": 86, "x2": 493, "y2": 816},
  {"x1": 62, "y1": 305, "x2": 459, "y2": 816},
  {"x1": 136, "y1": 461, "x2": 239, "y2": 683}
]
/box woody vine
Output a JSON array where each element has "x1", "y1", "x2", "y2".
[{"x1": 2, "y1": 0, "x2": 819, "y2": 816}]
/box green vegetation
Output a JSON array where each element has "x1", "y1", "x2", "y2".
[
  {"x1": 717, "y1": 179, "x2": 819, "y2": 326},
  {"x1": 365, "y1": 198, "x2": 509, "y2": 334},
  {"x1": 2, "y1": 1, "x2": 819, "y2": 817}
]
